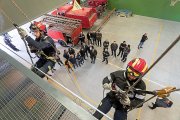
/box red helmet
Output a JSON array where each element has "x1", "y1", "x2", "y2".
[
  {"x1": 30, "y1": 21, "x2": 47, "y2": 33},
  {"x1": 127, "y1": 58, "x2": 148, "y2": 75}
]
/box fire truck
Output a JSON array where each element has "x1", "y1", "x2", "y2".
[
  {"x1": 42, "y1": 14, "x2": 82, "y2": 46},
  {"x1": 88, "y1": 0, "x2": 108, "y2": 7},
  {"x1": 52, "y1": 4, "x2": 97, "y2": 29}
]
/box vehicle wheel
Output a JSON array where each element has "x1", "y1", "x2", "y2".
[{"x1": 58, "y1": 40, "x2": 67, "y2": 47}]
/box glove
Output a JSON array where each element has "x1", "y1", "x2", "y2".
[
  {"x1": 115, "y1": 92, "x2": 131, "y2": 106},
  {"x1": 103, "y1": 83, "x2": 112, "y2": 90},
  {"x1": 17, "y1": 28, "x2": 28, "y2": 39}
]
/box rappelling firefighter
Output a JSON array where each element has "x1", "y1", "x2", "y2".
[
  {"x1": 17, "y1": 22, "x2": 57, "y2": 78},
  {"x1": 93, "y1": 58, "x2": 148, "y2": 120}
]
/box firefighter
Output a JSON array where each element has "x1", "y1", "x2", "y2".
[
  {"x1": 90, "y1": 46, "x2": 97, "y2": 64},
  {"x1": 117, "y1": 41, "x2": 126, "y2": 58},
  {"x1": 91, "y1": 31, "x2": 97, "y2": 45},
  {"x1": 68, "y1": 47, "x2": 75, "y2": 55},
  {"x1": 87, "y1": 31, "x2": 92, "y2": 45},
  {"x1": 110, "y1": 41, "x2": 118, "y2": 57},
  {"x1": 103, "y1": 40, "x2": 109, "y2": 51},
  {"x1": 96, "y1": 31, "x2": 102, "y2": 47},
  {"x1": 79, "y1": 32, "x2": 85, "y2": 45},
  {"x1": 17, "y1": 24, "x2": 56, "y2": 78},
  {"x1": 93, "y1": 58, "x2": 148, "y2": 120},
  {"x1": 102, "y1": 48, "x2": 110, "y2": 64},
  {"x1": 121, "y1": 45, "x2": 131, "y2": 62},
  {"x1": 65, "y1": 59, "x2": 73, "y2": 73}
]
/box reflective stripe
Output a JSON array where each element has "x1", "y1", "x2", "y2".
[
  {"x1": 132, "y1": 58, "x2": 139, "y2": 67},
  {"x1": 108, "y1": 75, "x2": 112, "y2": 82},
  {"x1": 142, "y1": 64, "x2": 148, "y2": 73},
  {"x1": 128, "y1": 93, "x2": 134, "y2": 98},
  {"x1": 135, "y1": 94, "x2": 145, "y2": 99}
]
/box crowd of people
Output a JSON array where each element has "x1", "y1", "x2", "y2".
[
  {"x1": 13, "y1": 22, "x2": 174, "y2": 120},
  {"x1": 16, "y1": 27, "x2": 146, "y2": 74}
]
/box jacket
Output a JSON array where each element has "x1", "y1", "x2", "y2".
[
  {"x1": 123, "y1": 47, "x2": 130, "y2": 56},
  {"x1": 26, "y1": 35, "x2": 56, "y2": 60},
  {"x1": 103, "y1": 41, "x2": 109, "y2": 48},
  {"x1": 103, "y1": 51, "x2": 110, "y2": 58},
  {"x1": 90, "y1": 49, "x2": 97, "y2": 57},
  {"x1": 140, "y1": 34, "x2": 148, "y2": 42},
  {"x1": 110, "y1": 43, "x2": 118, "y2": 51},
  {"x1": 96, "y1": 32, "x2": 102, "y2": 41},
  {"x1": 103, "y1": 70, "x2": 146, "y2": 109},
  {"x1": 119, "y1": 43, "x2": 126, "y2": 50}
]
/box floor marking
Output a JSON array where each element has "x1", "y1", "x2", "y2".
[{"x1": 136, "y1": 22, "x2": 163, "y2": 120}]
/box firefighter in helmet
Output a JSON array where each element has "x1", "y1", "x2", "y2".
[
  {"x1": 17, "y1": 22, "x2": 56, "y2": 78},
  {"x1": 93, "y1": 58, "x2": 148, "y2": 120}
]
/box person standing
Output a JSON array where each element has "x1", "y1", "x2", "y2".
[
  {"x1": 110, "y1": 41, "x2": 118, "y2": 57},
  {"x1": 2, "y1": 33, "x2": 20, "y2": 51},
  {"x1": 103, "y1": 40, "x2": 109, "y2": 51},
  {"x1": 90, "y1": 46, "x2": 97, "y2": 64},
  {"x1": 65, "y1": 59, "x2": 73, "y2": 73},
  {"x1": 93, "y1": 58, "x2": 148, "y2": 120},
  {"x1": 76, "y1": 52, "x2": 84, "y2": 67},
  {"x1": 69, "y1": 54, "x2": 78, "y2": 69},
  {"x1": 56, "y1": 51, "x2": 64, "y2": 66},
  {"x1": 138, "y1": 33, "x2": 148, "y2": 49},
  {"x1": 121, "y1": 45, "x2": 131, "y2": 62},
  {"x1": 96, "y1": 31, "x2": 102, "y2": 47},
  {"x1": 63, "y1": 49, "x2": 69, "y2": 60},
  {"x1": 68, "y1": 47, "x2": 75, "y2": 55},
  {"x1": 102, "y1": 48, "x2": 110, "y2": 64},
  {"x1": 79, "y1": 32, "x2": 85, "y2": 45},
  {"x1": 117, "y1": 41, "x2": 126, "y2": 58},
  {"x1": 148, "y1": 97, "x2": 173, "y2": 110},
  {"x1": 87, "y1": 31, "x2": 92, "y2": 45},
  {"x1": 91, "y1": 31, "x2": 97, "y2": 45},
  {"x1": 82, "y1": 43, "x2": 89, "y2": 58}
]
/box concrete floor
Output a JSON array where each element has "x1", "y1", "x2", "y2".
[{"x1": 0, "y1": 14, "x2": 180, "y2": 120}]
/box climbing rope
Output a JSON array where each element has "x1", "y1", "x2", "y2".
[
  {"x1": 0, "y1": 6, "x2": 34, "y2": 64},
  {"x1": 126, "y1": 35, "x2": 180, "y2": 93}
]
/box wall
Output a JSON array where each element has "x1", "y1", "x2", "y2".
[{"x1": 108, "y1": 0, "x2": 180, "y2": 22}]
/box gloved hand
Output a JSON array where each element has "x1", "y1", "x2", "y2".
[
  {"x1": 17, "y1": 28, "x2": 28, "y2": 39},
  {"x1": 115, "y1": 92, "x2": 131, "y2": 106},
  {"x1": 103, "y1": 83, "x2": 112, "y2": 90}
]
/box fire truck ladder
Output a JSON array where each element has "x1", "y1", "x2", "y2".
[{"x1": 43, "y1": 14, "x2": 81, "y2": 28}]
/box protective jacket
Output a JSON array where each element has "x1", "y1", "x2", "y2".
[
  {"x1": 103, "y1": 51, "x2": 110, "y2": 58},
  {"x1": 119, "y1": 43, "x2": 126, "y2": 50},
  {"x1": 103, "y1": 70, "x2": 146, "y2": 109},
  {"x1": 26, "y1": 35, "x2": 56, "y2": 61},
  {"x1": 103, "y1": 40, "x2": 109, "y2": 48}
]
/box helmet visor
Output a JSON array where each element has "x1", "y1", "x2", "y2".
[{"x1": 127, "y1": 67, "x2": 141, "y2": 77}]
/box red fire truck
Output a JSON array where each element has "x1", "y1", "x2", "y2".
[
  {"x1": 52, "y1": 4, "x2": 97, "y2": 29},
  {"x1": 88, "y1": 0, "x2": 107, "y2": 7},
  {"x1": 42, "y1": 14, "x2": 82, "y2": 46}
]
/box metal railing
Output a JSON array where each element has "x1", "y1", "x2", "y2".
[{"x1": 0, "y1": 45, "x2": 112, "y2": 120}]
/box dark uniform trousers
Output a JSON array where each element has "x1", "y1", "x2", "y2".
[
  {"x1": 93, "y1": 96, "x2": 127, "y2": 120},
  {"x1": 26, "y1": 36, "x2": 56, "y2": 78},
  {"x1": 31, "y1": 58, "x2": 55, "y2": 78}
]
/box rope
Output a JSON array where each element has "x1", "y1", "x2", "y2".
[
  {"x1": 0, "y1": 43, "x2": 113, "y2": 120},
  {"x1": 0, "y1": 6, "x2": 34, "y2": 64},
  {"x1": 10, "y1": 0, "x2": 31, "y2": 22},
  {"x1": 126, "y1": 35, "x2": 180, "y2": 94},
  {"x1": 0, "y1": 7, "x2": 14, "y2": 24}
]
